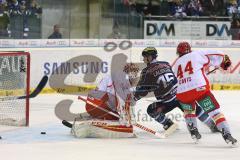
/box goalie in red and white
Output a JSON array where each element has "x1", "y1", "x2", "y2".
[{"x1": 71, "y1": 63, "x2": 139, "y2": 138}]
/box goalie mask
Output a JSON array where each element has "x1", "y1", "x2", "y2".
[
  {"x1": 123, "y1": 63, "x2": 140, "y2": 80},
  {"x1": 177, "y1": 42, "x2": 191, "y2": 57}
]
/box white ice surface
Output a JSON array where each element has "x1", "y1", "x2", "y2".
[{"x1": 0, "y1": 91, "x2": 240, "y2": 160}]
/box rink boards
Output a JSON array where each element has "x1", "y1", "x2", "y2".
[{"x1": 0, "y1": 39, "x2": 240, "y2": 94}]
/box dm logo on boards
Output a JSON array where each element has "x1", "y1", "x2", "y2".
[
  {"x1": 146, "y1": 23, "x2": 175, "y2": 36},
  {"x1": 206, "y1": 24, "x2": 231, "y2": 37}
]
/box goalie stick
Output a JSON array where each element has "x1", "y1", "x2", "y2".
[
  {"x1": 0, "y1": 75, "x2": 48, "y2": 101},
  {"x1": 62, "y1": 120, "x2": 73, "y2": 128},
  {"x1": 62, "y1": 100, "x2": 165, "y2": 138},
  {"x1": 62, "y1": 94, "x2": 109, "y2": 129}
]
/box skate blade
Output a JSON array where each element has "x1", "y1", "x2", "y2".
[
  {"x1": 162, "y1": 123, "x2": 178, "y2": 137},
  {"x1": 230, "y1": 141, "x2": 238, "y2": 148},
  {"x1": 194, "y1": 138, "x2": 200, "y2": 144},
  {"x1": 152, "y1": 131, "x2": 166, "y2": 139},
  {"x1": 231, "y1": 143, "x2": 238, "y2": 148},
  {"x1": 191, "y1": 135, "x2": 200, "y2": 144},
  {"x1": 225, "y1": 140, "x2": 238, "y2": 148}
]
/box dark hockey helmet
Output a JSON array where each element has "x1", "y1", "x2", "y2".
[
  {"x1": 177, "y1": 42, "x2": 191, "y2": 57},
  {"x1": 142, "y1": 47, "x2": 158, "y2": 59}
]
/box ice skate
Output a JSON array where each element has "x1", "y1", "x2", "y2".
[
  {"x1": 188, "y1": 123, "x2": 201, "y2": 143},
  {"x1": 222, "y1": 129, "x2": 238, "y2": 147}
]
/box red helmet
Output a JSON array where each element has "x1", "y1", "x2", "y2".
[{"x1": 177, "y1": 42, "x2": 191, "y2": 56}]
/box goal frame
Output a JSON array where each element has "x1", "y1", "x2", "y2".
[{"x1": 0, "y1": 51, "x2": 30, "y2": 126}]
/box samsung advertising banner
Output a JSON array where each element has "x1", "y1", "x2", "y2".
[{"x1": 144, "y1": 20, "x2": 232, "y2": 40}]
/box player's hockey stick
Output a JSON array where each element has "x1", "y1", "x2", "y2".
[
  {"x1": 0, "y1": 75, "x2": 48, "y2": 101},
  {"x1": 19, "y1": 75, "x2": 48, "y2": 99},
  {"x1": 206, "y1": 67, "x2": 219, "y2": 75},
  {"x1": 77, "y1": 96, "x2": 165, "y2": 138}
]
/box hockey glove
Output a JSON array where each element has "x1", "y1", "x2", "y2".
[{"x1": 220, "y1": 55, "x2": 231, "y2": 70}]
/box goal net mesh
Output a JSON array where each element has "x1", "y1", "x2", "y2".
[{"x1": 0, "y1": 52, "x2": 30, "y2": 126}]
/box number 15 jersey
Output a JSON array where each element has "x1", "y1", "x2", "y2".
[{"x1": 134, "y1": 60, "x2": 178, "y2": 103}]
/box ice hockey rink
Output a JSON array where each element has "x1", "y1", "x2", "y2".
[{"x1": 0, "y1": 91, "x2": 239, "y2": 160}]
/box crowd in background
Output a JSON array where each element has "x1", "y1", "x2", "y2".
[
  {"x1": 0, "y1": 0, "x2": 42, "y2": 16},
  {"x1": 0, "y1": 0, "x2": 240, "y2": 39},
  {"x1": 123, "y1": 0, "x2": 240, "y2": 18},
  {"x1": 0, "y1": 0, "x2": 42, "y2": 38},
  {"x1": 118, "y1": 0, "x2": 240, "y2": 40}
]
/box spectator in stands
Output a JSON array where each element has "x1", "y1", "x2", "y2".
[
  {"x1": 127, "y1": 0, "x2": 138, "y2": 15},
  {"x1": 8, "y1": 0, "x2": 20, "y2": 15},
  {"x1": 173, "y1": 0, "x2": 187, "y2": 18},
  {"x1": 188, "y1": 0, "x2": 203, "y2": 16},
  {"x1": 238, "y1": 1, "x2": 240, "y2": 15},
  {"x1": 28, "y1": 0, "x2": 42, "y2": 16},
  {"x1": 200, "y1": 0, "x2": 225, "y2": 16},
  {"x1": 135, "y1": 0, "x2": 152, "y2": 16},
  {"x1": 7, "y1": 0, "x2": 42, "y2": 16},
  {"x1": 48, "y1": 24, "x2": 62, "y2": 39},
  {"x1": 167, "y1": 0, "x2": 176, "y2": 16},
  {"x1": 0, "y1": 0, "x2": 8, "y2": 11},
  {"x1": 0, "y1": 3, "x2": 10, "y2": 38},
  {"x1": 142, "y1": 0, "x2": 152, "y2": 16},
  {"x1": 230, "y1": 18, "x2": 240, "y2": 40},
  {"x1": 19, "y1": 1, "x2": 26, "y2": 14},
  {"x1": 229, "y1": 0, "x2": 237, "y2": 5},
  {"x1": 107, "y1": 21, "x2": 122, "y2": 39},
  {"x1": 0, "y1": 0, "x2": 6, "y2": 4},
  {"x1": 227, "y1": 1, "x2": 239, "y2": 17}
]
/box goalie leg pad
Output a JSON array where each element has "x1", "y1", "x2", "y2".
[
  {"x1": 71, "y1": 119, "x2": 135, "y2": 138},
  {"x1": 75, "y1": 112, "x2": 92, "y2": 121}
]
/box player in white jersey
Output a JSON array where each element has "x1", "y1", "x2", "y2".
[
  {"x1": 70, "y1": 63, "x2": 139, "y2": 138},
  {"x1": 173, "y1": 42, "x2": 237, "y2": 145}
]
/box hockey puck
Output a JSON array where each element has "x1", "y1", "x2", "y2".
[
  {"x1": 0, "y1": 136, "x2": 2, "y2": 139},
  {"x1": 41, "y1": 132, "x2": 46, "y2": 135}
]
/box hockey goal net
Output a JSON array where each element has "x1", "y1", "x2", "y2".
[{"x1": 0, "y1": 51, "x2": 30, "y2": 126}]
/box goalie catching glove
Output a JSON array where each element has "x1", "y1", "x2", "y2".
[{"x1": 220, "y1": 55, "x2": 231, "y2": 70}]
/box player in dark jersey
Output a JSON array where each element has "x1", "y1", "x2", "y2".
[{"x1": 132, "y1": 47, "x2": 219, "y2": 134}]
